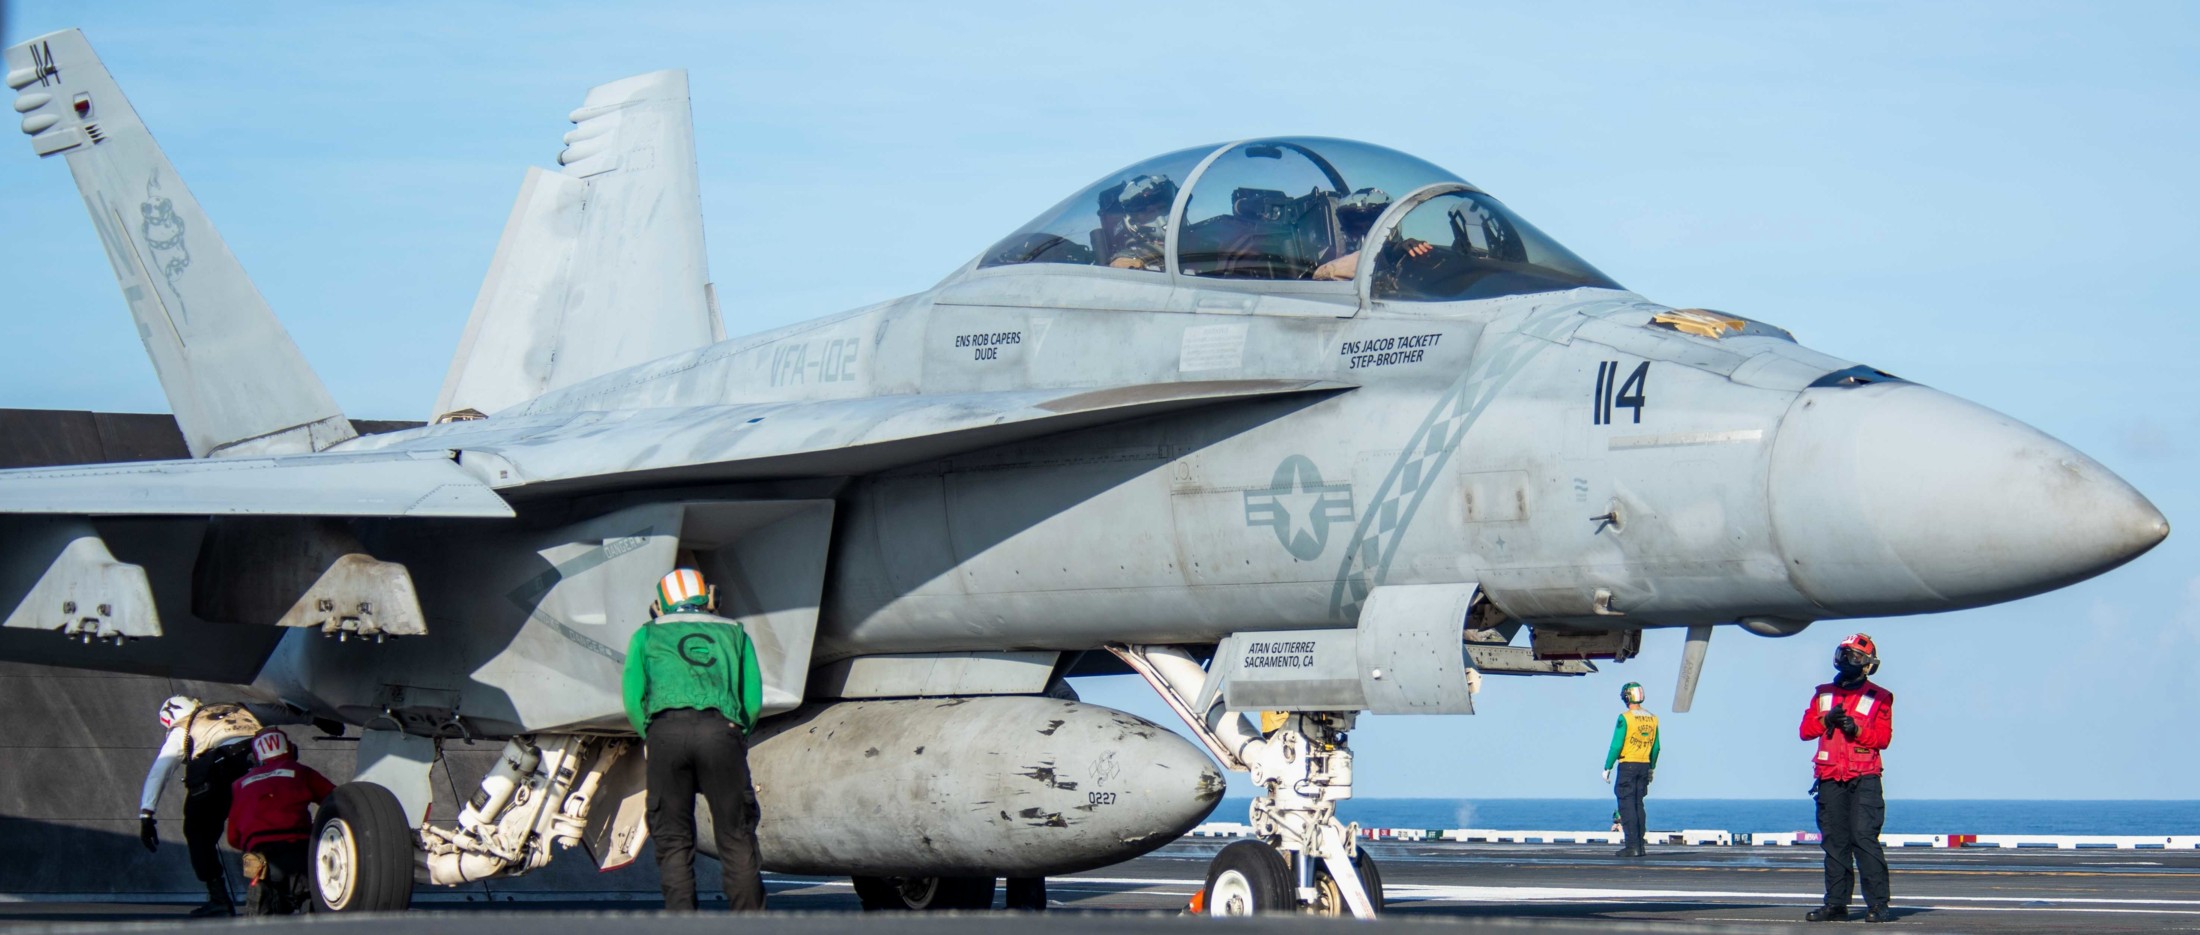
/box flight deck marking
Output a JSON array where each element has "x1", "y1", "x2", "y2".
[
  {"x1": 1330, "y1": 309, "x2": 1568, "y2": 619},
  {"x1": 1243, "y1": 455, "x2": 1354, "y2": 560}
]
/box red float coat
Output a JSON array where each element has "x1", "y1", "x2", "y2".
[
  {"x1": 226, "y1": 753, "x2": 335, "y2": 852},
  {"x1": 1798, "y1": 678, "x2": 1893, "y2": 782}
]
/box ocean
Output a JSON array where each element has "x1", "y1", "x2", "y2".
[{"x1": 1212, "y1": 798, "x2": 2200, "y2": 836}]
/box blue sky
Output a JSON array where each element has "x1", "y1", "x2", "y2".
[{"x1": 2, "y1": 2, "x2": 2192, "y2": 800}]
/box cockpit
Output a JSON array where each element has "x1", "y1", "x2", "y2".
[{"x1": 978, "y1": 137, "x2": 1620, "y2": 302}]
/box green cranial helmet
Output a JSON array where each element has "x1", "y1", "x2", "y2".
[{"x1": 1620, "y1": 682, "x2": 1645, "y2": 705}]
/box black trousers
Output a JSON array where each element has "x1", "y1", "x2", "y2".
[
  {"x1": 645, "y1": 708, "x2": 764, "y2": 911},
  {"x1": 1814, "y1": 774, "x2": 1890, "y2": 909},
  {"x1": 243, "y1": 840, "x2": 310, "y2": 916},
  {"x1": 182, "y1": 743, "x2": 253, "y2": 896},
  {"x1": 1614, "y1": 762, "x2": 1651, "y2": 850}
]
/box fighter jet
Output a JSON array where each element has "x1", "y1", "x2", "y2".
[{"x1": 2, "y1": 29, "x2": 2166, "y2": 917}]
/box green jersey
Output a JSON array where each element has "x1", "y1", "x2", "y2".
[{"x1": 620, "y1": 611, "x2": 763, "y2": 737}]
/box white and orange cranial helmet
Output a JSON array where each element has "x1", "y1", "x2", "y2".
[
  {"x1": 655, "y1": 568, "x2": 709, "y2": 615},
  {"x1": 250, "y1": 728, "x2": 293, "y2": 764},
  {"x1": 157, "y1": 695, "x2": 201, "y2": 729}
]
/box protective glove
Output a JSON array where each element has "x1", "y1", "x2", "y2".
[
  {"x1": 139, "y1": 815, "x2": 158, "y2": 853},
  {"x1": 1836, "y1": 714, "x2": 1860, "y2": 740},
  {"x1": 1648, "y1": 770, "x2": 1656, "y2": 784},
  {"x1": 1602, "y1": 769, "x2": 1613, "y2": 784}
]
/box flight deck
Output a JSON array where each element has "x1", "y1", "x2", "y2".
[{"x1": 3, "y1": 839, "x2": 2193, "y2": 933}]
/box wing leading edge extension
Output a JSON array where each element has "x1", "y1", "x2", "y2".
[
  {"x1": 0, "y1": 380, "x2": 1350, "y2": 514},
  {"x1": 0, "y1": 450, "x2": 513, "y2": 517},
  {"x1": 363, "y1": 378, "x2": 1358, "y2": 496}
]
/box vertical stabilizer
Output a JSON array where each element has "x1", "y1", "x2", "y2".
[
  {"x1": 432, "y1": 69, "x2": 717, "y2": 421},
  {"x1": 5, "y1": 30, "x2": 354, "y2": 458}
]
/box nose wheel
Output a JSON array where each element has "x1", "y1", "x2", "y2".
[
  {"x1": 1195, "y1": 712, "x2": 1383, "y2": 918},
  {"x1": 1201, "y1": 841, "x2": 1292, "y2": 916},
  {"x1": 1312, "y1": 849, "x2": 1384, "y2": 916}
]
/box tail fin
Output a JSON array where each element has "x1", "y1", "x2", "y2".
[
  {"x1": 432, "y1": 69, "x2": 718, "y2": 421},
  {"x1": 5, "y1": 30, "x2": 353, "y2": 458}
]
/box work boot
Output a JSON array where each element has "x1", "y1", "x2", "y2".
[
  {"x1": 186, "y1": 898, "x2": 233, "y2": 918},
  {"x1": 1805, "y1": 905, "x2": 1849, "y2": 922},
  {"x1": 1865, "y1": 906, "x2": 1890, "y2": 923},
  {"x1": 187, "y1": 881, "x2": 234, "y2": 918},
  {"x1": 1614, "y1": 846, "x2": 1636, "y2": 858}
]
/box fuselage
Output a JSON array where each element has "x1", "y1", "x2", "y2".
[
  {"x1": 300, "y1": 264, "x2": 2163, "y2": 716},
  {"x1": 260, "y1": 135, "x2": 2166, "y2": 737}
]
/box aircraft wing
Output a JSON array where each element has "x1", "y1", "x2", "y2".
[
  {"x1": 369, "y1": 378, "x2": 1355, "y2": 497},
  {"x1": 0, "y1": 449, "x2": 514, "y2": 517}
]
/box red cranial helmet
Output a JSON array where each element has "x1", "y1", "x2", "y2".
[
  {"x1": 250, "y1": 728, "x2": 293, "y2": 764},
  {"x1": 1835, "y1": 633, "x2": 1880, "y2": 676}
]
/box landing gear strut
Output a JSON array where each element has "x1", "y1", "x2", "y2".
[
  {"x1": 1112, "y1": 646, "x2": 1385, "y2": 918},
  {"x1": 1230, "y1": 711, "x2": 1380, "y2": 918}
]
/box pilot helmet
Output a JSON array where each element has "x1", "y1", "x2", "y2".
[
  {"x1": 157, "y1": 695, "x2": 201, "y2": 729},
  {"x1": 1619, "y1": 681, "x2": 1645, "y2": 705},
  {"x1": 1104, "y1": 174, "x2": 1178, "y2": 216},
  {"x1": 1336, "y1": 187, "x2": 1393, "y2": 234},
  {"x1": 250, "y1": 728, "x2": 294, "y2": 764},
  {"x1": 655, "y1": 568, "x2": 711, "y2": 616},
  {"x1": 1834, "y1": 633, "x2": 1879, "y2": 677}
]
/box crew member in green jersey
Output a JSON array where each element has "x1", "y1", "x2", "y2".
[{"x1": 622, "y1": 568, "x2": 765, "y2": 911}]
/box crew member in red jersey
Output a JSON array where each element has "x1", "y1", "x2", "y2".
[
  {"x1": 1799, "y1": 633, "x2": 1894, "y2": 924},
  {"x1": 226, "y1": 729, "x2": 335, "y2": 915}
]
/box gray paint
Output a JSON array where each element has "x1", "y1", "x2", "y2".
[{"x1": 1, "y1": 31, "x2": 2171, "y2": 889}]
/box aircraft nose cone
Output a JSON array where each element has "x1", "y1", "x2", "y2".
[{"x1": 1769, "y1": 383, "x2": 2167, "y2": 616}]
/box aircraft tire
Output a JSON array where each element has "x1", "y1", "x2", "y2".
[
  {"x1": 311, "y1": 782, "x2": 415, "y2": 913},
  {"x1": 1202, "y1": 840, "x2": 1293, "y2": 916},
  {"x1": 850, "y1": 875, "x2": 998, "y2": 911},
  {"x1": 1312, "y1": 848, "x2": 1385, "y2": 916}
]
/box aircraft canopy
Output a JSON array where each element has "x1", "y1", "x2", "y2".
[{"x1": 978, "y1": 137, "x2": 1619, "y2": 301}]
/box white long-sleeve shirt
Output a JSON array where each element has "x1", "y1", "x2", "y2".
[
  {"x1": 138, "y1": 705, "x2": 261, "y2": 814},
  {"x1": 139, "y1": 726, "x2": 188, "y2": 815}
]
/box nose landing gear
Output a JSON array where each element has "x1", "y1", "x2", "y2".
[{"x1": 1114, "y1": 645, "x2": 1388, "y2": 918}]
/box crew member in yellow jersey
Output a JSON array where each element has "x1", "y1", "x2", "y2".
[{"x1": 1601, "y1": 681, "x2": 1660, "y2": 857}]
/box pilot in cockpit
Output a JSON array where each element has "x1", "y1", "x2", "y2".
[
  {"x1": 1099, "y1": 174, "x2": 1178, "y2": 271},
  {"x1": 1312, "y1": 187, "x2": 1431, "y2": 281}
]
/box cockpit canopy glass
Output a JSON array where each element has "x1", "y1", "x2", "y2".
[
  {"x1": 976, "y1": 137, "x2": 1621, "y2": 300},
  {"x1": 978, "y1": 146, "x2": 1209, "y2": 272},
  {"x1": 1178, "y1": 138, "x2": 1463, "y2": 281},
  {"x1": 1371, "y1": 190, "x2": 1620, "y2": 301}
]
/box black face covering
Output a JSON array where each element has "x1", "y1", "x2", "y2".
[{"x1": 1833, "y1": 647, "x2": 1872, "y2": 687}]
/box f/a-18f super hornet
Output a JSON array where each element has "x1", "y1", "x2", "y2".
[{"x1": 3, "y1": 30, "x2": 2167, "y2": 917}]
